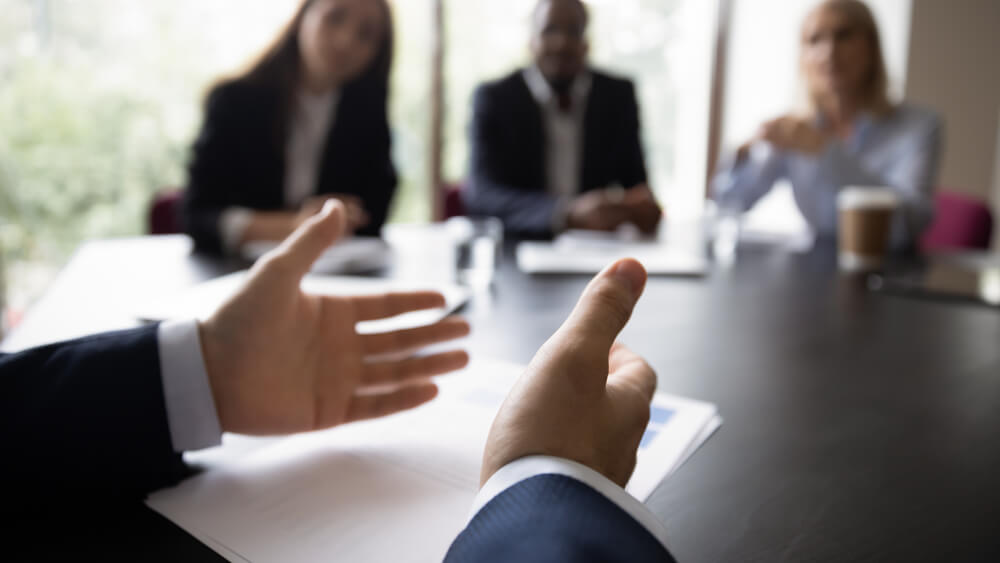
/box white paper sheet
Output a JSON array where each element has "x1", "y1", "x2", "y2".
[
  {"x1": 517, "y1": 230, "x2": 709, "y2": 276},
  {"x1": 147, "y1": 361, "x2": 721, "y2": 563},
  {"x1": 135, "y1": 273, "x2": 470, "y2": 334},
  {"x1": 241, "y1": 237, "x2": 392, "y2": 275}
]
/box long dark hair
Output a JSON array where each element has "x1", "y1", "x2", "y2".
[
  {"x1": 244, "y1": 0, "x2": 393, "y2": 90},
  {"x1": 210, "y1": 0, "x2": 395, "y2": 144}
]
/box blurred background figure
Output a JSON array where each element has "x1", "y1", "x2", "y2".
[
  {"x1": 182, "y1": 0, "x2": 398, "y2": 255},
  {"x1": 464, "y1": 0, "x2": 663, "y2": 239},
  {"x1": 713, "y1": 0, "x2": 942, "y2": 250}
]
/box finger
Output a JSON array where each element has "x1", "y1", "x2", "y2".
[
  {"x1": 759, "y1": 118, "x2": 780, "y2": 132},
  {"x1": 760, "y1": 127, "x2": 785, "y2": 148},
  {"x1": 344, "y1": 202, "x2": 365, "y2": 219},
  {"x1": 779, "y1": 117, "x2": 798, "y2": 137},
  {"x1": 362, "y1": 317, "x2": 471, "y2": 356},
  {"x1": 344, "y1": 382, "x2": 439, "y2": 423},
  {"x1": 350, "y1": 291, "x2": 447, "y2": 321},
  {"x1": 361, "y1": 350, "x2": 469, "y2": 387},
  {"x1": 608, "y1": 343, "x2": 657, "y2": 402},
  {"x1": 627, "y1": 184, "x2": 654, "y2": 201},
  {"x1": 266, "y1": 200, "x2": 347, "y2": 280},
  {"x1": 355, "y1": 209, "x2": 371, "y2": 227},
  {"x1": 552, "y1": 259, "x2": 647, "y2": 354},
  {"x1": 757, "y1": 123, "x2": 776, "y2": 142},
  {"x1": 333, "y1": 193, "x2": 364, "y2": 207}
]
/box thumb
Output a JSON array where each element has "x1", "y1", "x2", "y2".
[
  {"x1": 263, "y1": 199, "x2": 346, "y2": 280},
  {"x1": 553, "y1": 258, "x2": 647, "y2": 358}
]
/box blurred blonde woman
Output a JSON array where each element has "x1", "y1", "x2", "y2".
[{"x1": 714, "y1": 0, "x2": 942, "y2": 249}]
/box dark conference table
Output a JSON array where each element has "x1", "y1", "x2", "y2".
[{"x1": 7, "y1": 232, "x2": 1000, "y2": 562}]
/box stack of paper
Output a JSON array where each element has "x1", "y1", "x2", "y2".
[
  {"x1": 147, "y1": 361, "x2": 721, "y2": 562},
  {"x1": 517, "y1": 230, "x2": 709, "y2": 276},
  {"x1": 242, "y1": 237, "x2": 393, "y2": 275}
]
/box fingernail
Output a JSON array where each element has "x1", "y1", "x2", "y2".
[
  {"x1": 321, "y1": 199, "x2": 337, "y2": 215},
  {"x1": 610, "y1": 260, "x2": 646, "y2": 298}
]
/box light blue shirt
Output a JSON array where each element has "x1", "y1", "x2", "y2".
[{"x1": 713, "y1": 104, "x2": 943, "y2": 248}]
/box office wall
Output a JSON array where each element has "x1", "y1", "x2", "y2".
[
  {"x1": 994, "y1": 111, "x2": 1000, "y2": 248},
  {"x1": 994, "y1": 111, "x2": 1000, "y2": 228},
  {"x1": 904, "y1": 0, "x2": 1000, "y2": 246}
]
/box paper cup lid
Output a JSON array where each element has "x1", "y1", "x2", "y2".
[{"x1": 838, "y1": 186, "x2": 899, "y2": 210}]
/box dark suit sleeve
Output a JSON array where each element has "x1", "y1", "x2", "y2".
[
  {"x1": 618, "y1": 80, "x2": 649, "y2": 190},
  {"x1": 466, "y1": 85, "x2": 560, "y2": 237},
  {"x1": 0, "y1": 326, "x2": 188, "y2": 511},
  {"x1": 445, "y1": 474, "x2": 676, "y2": 563},
  {"x1": 182, "y1": 86, "x2": 245, "y2": 255}
]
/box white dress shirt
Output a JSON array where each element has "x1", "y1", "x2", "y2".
[
  {"x1": 154, "y1": 320, "x2": 666, "y2": 548},
  {"x1": 713, "y1": 104, "x2": 942, "y2": 248},
  {"x1": 218, "y1": 89, "x2": 341, "y2": 253},
  {"x1": 522, "y1": 67, "x2": 593, "y2": 232}
]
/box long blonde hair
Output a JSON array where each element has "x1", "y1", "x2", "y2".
[{"x1": 801, "y1": 0, "x2": 893, "y2": 117}]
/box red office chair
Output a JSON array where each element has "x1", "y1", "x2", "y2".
[
  {"x1": 443, "y1": 182, "x2": 466, "y2": 219},
  {"x1": 149, "y1": 189, "x2": 184, "y2": 235},
  {"x1": 920, "y1": 191, "x2": 994, "y2": 253}
]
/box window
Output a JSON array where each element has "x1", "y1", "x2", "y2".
[{"x1": 1, "y1": 0, "x2": 303, "y2": 312}]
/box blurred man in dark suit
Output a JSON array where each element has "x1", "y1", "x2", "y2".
[{"x1": 466, "y1": 0, "x2": 663, "y2": 238}]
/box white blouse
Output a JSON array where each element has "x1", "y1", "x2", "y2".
[{"x1": 218, "y1": 88, "x2": 341, "y2": 252}]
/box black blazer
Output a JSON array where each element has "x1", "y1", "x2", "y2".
[
  {"x1": 466, "y1": 68, "x2": 648, "y2": 238},
  {"x1": 0, "y1": 326, "x2": 188, "y2": 513},
  {"x1": 182, "y1": 78, "x2": 398, "y2": 254}
]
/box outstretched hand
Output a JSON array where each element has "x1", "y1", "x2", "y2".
[
  {"x1": 481, "y1": 258, "x2": 656, "y2": 487},
  {"x1": 200, "y1": 200, "x2": 470, "y2": 435}
]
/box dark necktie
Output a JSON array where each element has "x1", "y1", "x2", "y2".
[{"x1": 557, "y1": 92, "x2": 573, "y2": 113}]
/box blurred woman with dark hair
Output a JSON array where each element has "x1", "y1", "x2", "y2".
[
  {"x1": 713, "y1": 0, "x2": 942, "y2": 249},
  {"x1": 183, "y1": 0, "x2": 397, "y2": 255}
]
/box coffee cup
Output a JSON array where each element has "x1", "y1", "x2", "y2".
[{"x1": 837, "y1": 186, "x2": 899, "y2": 272}]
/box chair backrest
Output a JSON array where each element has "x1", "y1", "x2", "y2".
[
  {"x1": 149, "y1": 189, "x2": 184, "y2": 235},
  {"x1": 443, "y1": 183, "x2": 466, "y2": 219},
  {"x1": 920, "y1": 191, "x2": 994, "y2": 253}
]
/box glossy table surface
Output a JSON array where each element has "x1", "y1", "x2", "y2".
[{"x1": 7, "y1": 231, "x2": 1000, "y2": 562}]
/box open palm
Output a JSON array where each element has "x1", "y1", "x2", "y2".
[{"x1": 199, "y1": 201, "x2": 470, "y2": 435}]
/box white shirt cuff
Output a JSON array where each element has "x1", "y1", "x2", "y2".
[
  {"x1": 157, "y1": 319, "x2": 224, "y2": 452},
  {"x1": 471, "y1": 456, "x2": 670, "y2": 551},
  {"x1": 219, "y1": 207, "x2": 254, "y2": 254}
]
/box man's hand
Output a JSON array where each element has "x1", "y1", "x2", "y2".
[
  {"x1": 298, "y1": 194, "x2": 370, "y2": 233},
  {"x1": 566, "y1": 187, "x2": 662, "y2": 234},
  {"x1": 566, "y1": 190, "x2": 631, "y2": 232},
  {"x1": 758, "y1": 115, "x2": 831, "y2": 155},
  {"x1": 623, "y1": 184, "x2": 663, "y2": 234},
  {"x1": 200, "y1": 201, "x2": 470, "y2": 435},
  {"x1": 481, "y1": 258, "x2": 656, "y2": 487}
]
